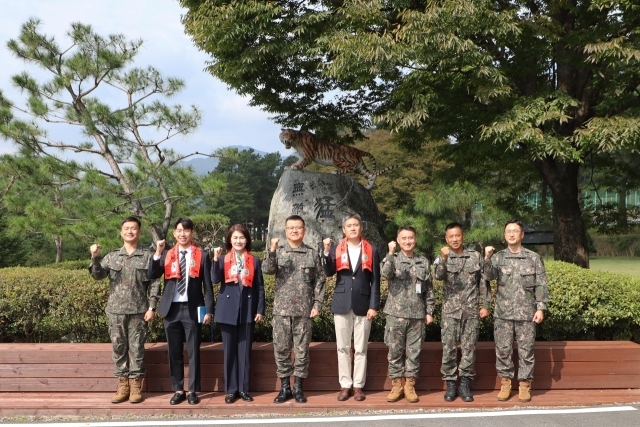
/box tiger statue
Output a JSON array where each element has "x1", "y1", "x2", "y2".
[{"x1": 279, "y1": 129, "x2": 397, "y2": 190}]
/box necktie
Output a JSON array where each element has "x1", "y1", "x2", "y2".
[{"x1": 177, "y1": 250, "x2": 187, "y2": 296}]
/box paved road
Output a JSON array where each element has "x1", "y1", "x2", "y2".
[{"x1": 2, "y1": 405, "x2": 639, "y2": 427}]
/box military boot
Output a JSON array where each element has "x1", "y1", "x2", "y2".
[
  {"x1": 386, "y1": 378, "x2": 404, "y2": 402},
  {"x1": 497, "y1": 377, "x2": 512, "y2": 401},
  {"x1": 292, "y1": 376, "x2": 307, "y2": 403},
  {"x1": 404, "y1": 377, "x2": 419, "y2": 403},
  {"x1": 458, "y1": 377, "x2": 474, "y2": 402},
  {"x1": 519, "y1": 380, "x2": 532, "y2": 402},
  {"x1": 111, "y1": 377, "x2": 130, "y2": 403},
  {"x1": 129, "y1": 377, "x2": 143, "y2": 403},
  {"x1": 273, "y1": 376, "x2": 292, "y2": 403},
  {"x1": 444, "y1": 380, "x2": 457, "y2": 402}
]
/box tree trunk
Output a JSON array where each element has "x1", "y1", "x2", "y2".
[
  {"x1": 54, "y1": 235, "x2": 63, "y2": 264},
  {"x1": 149, "y1": 225, "x2": 163, "y2": 245},
  {"x1": 618, "y1": 180, "x2": 628, "y2": 230},
  {"x1": 534, "y1": 158, "x2": 589, "y2": 268},
  {"x1": 540, "y1": 181, "x2": 548, "y2": 211}
]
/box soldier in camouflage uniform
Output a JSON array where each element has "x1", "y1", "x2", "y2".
[
  {"x1": 484, "y1": 219, "x2": 548, "y2": 403},
  {"x1": 433, "y1": 222, "x2": 491, "y2": 403},
  {"x1": 381, "y1": 226, "x2": 435, "y2": 403},
  {"x1": 263, "y1": 215, "x2": 326, "y2": 404},
  {"x1": 89, "y1": 216, "x2": 160, "y2": 404}
]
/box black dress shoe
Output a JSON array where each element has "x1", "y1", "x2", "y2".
[
  {"x1": 225, "y1": 392, "x2": 238, "y2": 404},
  {"x1": 187, "y1": 392, "x2": 200, "y2": 405},
  {"x1": 170, "y1": 392, "x2": 186, "y2": 405},
  {"x1": 239, "y1": 392, "x2": 253, "y2": 402}
]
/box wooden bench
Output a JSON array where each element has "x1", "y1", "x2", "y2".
[{"x1": 1, "y1": 341, "x2": 639, "y2": 392}]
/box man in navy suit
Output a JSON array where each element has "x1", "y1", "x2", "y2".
[
  {"x1": 323, "y1": 214, "x2": 381, "y2": 402},
  {"x1": 149, "y1": 217, "x2": 214, "y2": 405}
]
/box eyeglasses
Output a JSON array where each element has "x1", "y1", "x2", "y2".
[
  {"x1": 286, "y1": 226, "x2": 304, "y2": 231},
  {"x1": 504, "y1": 229, "x2": 521, "y2": 235}
]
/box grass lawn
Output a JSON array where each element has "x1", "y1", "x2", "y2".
[{"x1": 589, "y1": 257, "x2": 640, "y2": 277}]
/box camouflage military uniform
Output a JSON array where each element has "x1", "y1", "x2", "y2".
[
  {"x1": 90, "y1": 247, "x2": 160, "y2": 378},
  {"x1": 484, "y1": 248, "x2": 548, "y2": 381},
  {"x1": 381, "y1": 252, "x2": 435, "y2": 379},
  {"x1": 434, "y1": 248, "x2": 490, "y2": 380},
  {"x1": 263, "y1": 242, "x2": 326, "y2": 378}
]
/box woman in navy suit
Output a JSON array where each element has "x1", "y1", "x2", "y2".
[{"x1": 211, "y1": 224, "x2": 265, "y2": 403}]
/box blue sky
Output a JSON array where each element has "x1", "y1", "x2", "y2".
[{"x1": 0, "y1": 0, "x2": 289, "y2": 160}]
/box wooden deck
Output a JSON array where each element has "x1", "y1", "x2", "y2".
[
  {"x1": 2, "y1": 390, "x2": 640, "y2": 417},
  {"x1": 1, "y1": 341, "x2": 639, "y2": 416}
]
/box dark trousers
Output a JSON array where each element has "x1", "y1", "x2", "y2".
[
  {"x1": 219, "y1": 322, "x2": 255, "y2": 394},
  {"x1": 164, "y1": 302, "x2": 202, "y2": 392}
]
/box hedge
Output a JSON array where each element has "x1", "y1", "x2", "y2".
[
  {"x1": 1, "y1": 261, "x2": 639, "y2": 343},
  {"x1": 43, "y1": 260, "x2": 92, "y2": 270}
]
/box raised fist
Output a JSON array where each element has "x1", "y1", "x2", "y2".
[
  {"x1": 323, "y1": 237, "x2": 333, "y2": 253},
  {"x1": 440, "y1": 246, "x2": 450, "y2": 259},
  {"x1": 155, "y1": 239, "x2": 166, "y2": 256},
  {"x1": 213, "y1": 247, "x2": 222, "y2": 260},
  {"x1": 90, "y1": 244, "x2": 101, "y2": 258},
  {"x1": 484, "y1": 245, "x2": 495, "y2": 260},
  {"x1": 388, "y1": 241, "x2": 397, "y2": 254},
  {"x1": 270, "y1": 237, "x2": 280, "y2": 252}
]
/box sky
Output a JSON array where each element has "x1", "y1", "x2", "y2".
[{"x1": 0, "y1": 0, "x2": 288, "y2": 160}]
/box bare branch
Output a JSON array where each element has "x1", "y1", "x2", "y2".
[
  {"x1": 166, "y1": 151, "x2": 221, "y2": 167},
  {"x1": 143, "y1": 194, "x2": 186, "y2": 210},
  {"x1": 0, "y1": 175, "x2": 19, "y2": 204}
]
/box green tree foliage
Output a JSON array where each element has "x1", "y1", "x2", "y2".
[
  {"x1": 0, "y1": 151, "x2": 96, "y2": 262},
  {"x1": 0, "y1": 211, "x2": 26, "y2": 268},
  {"x1": 583, "y1": 150, "x2": 640, "y2": 234},
  {"x1": 0, "y1": 19, "x2": 205, "y2": 243},
  {"x1": 190, "y1": 212, "x2": 230, "y2": 250},
  {"x1": 179, "y1": 0, "x2": 378, "y2": 144},
  {"x1": 180, "y1": 0, "x2": 640, "y2": 268},
  {"x1": 203, "y1": 148, "x2": 286, "y2": 238},
  {"x1": 392, "y1": 181, "x2": 513, "y2": 256}
]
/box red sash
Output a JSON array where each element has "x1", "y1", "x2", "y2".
[
  {"x1": 164, "y1": 245, "x2": 202, "y2": 280},
  {"x1": 224, "y1": 251, "x2": 254, "y2": 287},
  {"x1": 335, "y1": 238, "x2": 373, "y2": 272}
]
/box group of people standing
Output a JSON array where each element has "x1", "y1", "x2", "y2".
[{"x1": 89, "y1": 213, "x2": 548, "y2": 406}]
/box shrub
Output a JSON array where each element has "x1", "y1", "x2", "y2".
[
  {"x1": 1, "y1": 260, "x2": 639, "y2": 343},
  {"x1": 0, "y1": 267, "x2": 109, "y2": 343},
  {"x1": 538, "y1": 260, "x2": 640, "y2": 341},
  {"x1": 44, "y1": 260, "x2": 91, "y2": 270},
  {"x1": 252, "y1": 240, "x2": 266, "y2": 252}
]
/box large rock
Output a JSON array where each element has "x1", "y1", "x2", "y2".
[{"x1": 267, "y1": 169, "x2": 387, "y2": 251}]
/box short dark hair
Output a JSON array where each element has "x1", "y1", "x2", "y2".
[
  {"x1": 504, "y1": 219, "x2": 524, "y2": 231},
  {"x1": 121, "y1": 216, "x2": 141, "y2": 228},
  {"x1": 174, "y1": 217, "x2": 195, "y2": 230},
  {"x1": 285, "y1": 215, "x2": 305, "y2": 227},
  {"x1": 396, "y1": 226, "x2": 417, "y2": 236},
  {"x1": 225, "y1": 224, "x2": 252, "y2": 252},
  {"x1": 342, "y1": 214, "x2": 362, "y2": 228},
  {"x1": 445, "y1": 222, "x2": 464, "y2": 233}
]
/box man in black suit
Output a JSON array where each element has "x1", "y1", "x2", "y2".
[
  {"x1": 149, "y1": 217, "x2": 214, "y2": 405},
  {"x1": 323, "y1": 214, "x2": 381, "y2": 402}
]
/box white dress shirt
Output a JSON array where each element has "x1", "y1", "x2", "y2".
[{"x1": 153, "y1": 246, "x2": 192, "y2": 303}]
